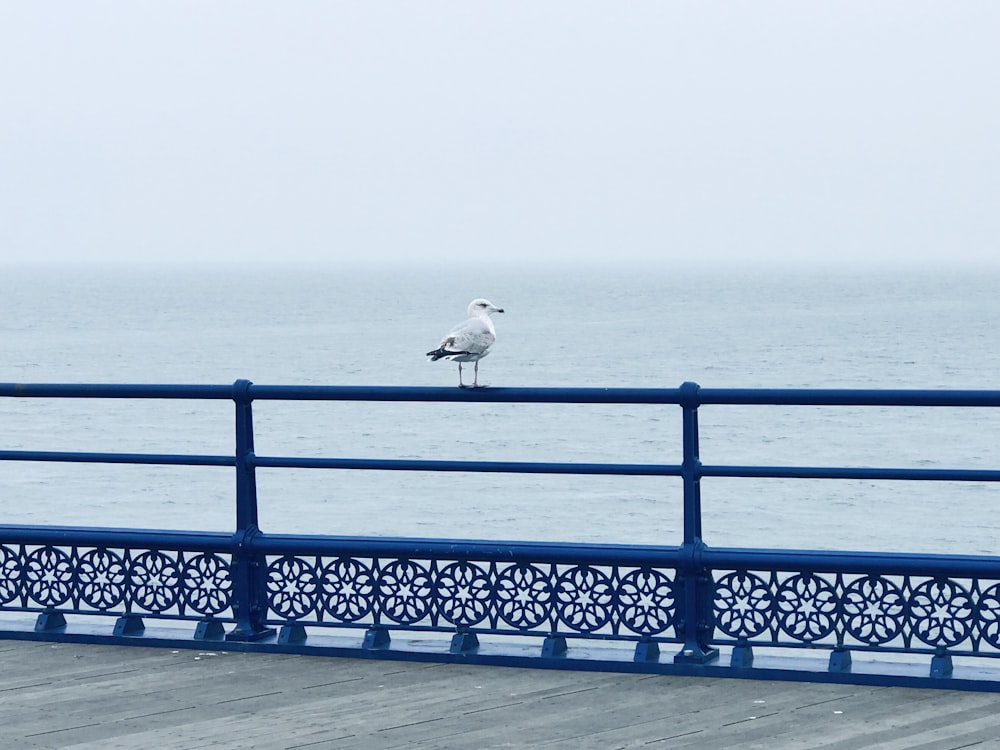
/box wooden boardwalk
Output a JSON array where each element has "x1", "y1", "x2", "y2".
[{"x1": 3, "y1": 640, "x2": 1000, "y2": 749}]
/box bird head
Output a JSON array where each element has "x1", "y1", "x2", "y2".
[{"x1": 468, "y1": 298, "x2": 504, "y2": 317}]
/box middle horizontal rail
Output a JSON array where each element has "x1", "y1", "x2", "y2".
[
  {"x1": 4, "y1": 449, "x2": 998, "y2": 482},
  {"x1": 0, "y1": 450, "x2": 235, "y2": 467},
  {"x1": 702, "y1": 465, "x2": 1000, "y2": 482}
]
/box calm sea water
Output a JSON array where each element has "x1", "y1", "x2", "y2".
[{"x1": 1, "y1": 263, "x2": 998, "y2": 554}]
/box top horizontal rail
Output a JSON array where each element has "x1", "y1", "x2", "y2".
[
  {"x1": 0, "y1": 383, "x2": 236, "y2": 400},
  {"x1": 696, "y1": 387, "x2": 1000, "y2": 407},
  {"x1": 246, "y1": 385, "x2": 684, "y2": 404},
  {"x1": 2, "y1": 382, "x2": 1000, "y2": 407}
]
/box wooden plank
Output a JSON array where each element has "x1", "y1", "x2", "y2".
[{"x1": 3, "y1": 641, "x2": 1000, "y2": 749}]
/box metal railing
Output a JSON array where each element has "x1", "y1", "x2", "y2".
[{"x1": 2, "y1": 380, "x2": 1000, "y2": 690}]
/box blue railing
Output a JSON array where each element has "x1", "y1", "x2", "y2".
[{"x1": 2, "y1": 380, "x2": 1000, "y2": 690}]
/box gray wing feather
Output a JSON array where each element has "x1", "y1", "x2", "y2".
[{"x1": 444, "y1": 318, "x2": 495, "y2": 354}]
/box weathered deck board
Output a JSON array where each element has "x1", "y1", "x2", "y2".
[{"x1": 3, "y1": 640, "x2": 1000, "y2": 749}]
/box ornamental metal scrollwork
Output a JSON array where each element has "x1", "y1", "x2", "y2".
[
  {"x1": 554, "y1": 565, "x2": 613, "y2": 633},
  {"x1": 0, "y1": 545, "x2": 21, "y2": 605},
  {"x1": 266, "y1": 556, "x2": 318, "y2": 620},
  {"x1": 320, "y1": 558, "x2": 375, "y2": 622},
  {"x1": 182, "y1": 553, "x2": 232, "y2": 616},
  {"x1": 494, "y1": 563, "x2": 552, "y2": 630},
  {"x1": 976, "y1": 582, "x2": 1000, "y2": 650},
  {"x1": 24, "y1": 546, "x2": 73, "y2": 607},
  {"x1": 378, "y1": 560, "x2": 432, "y2": 625},
  {"x1": 841, "y1": 575, "x2": 905, "y2": 645},
  {"x1": 775, "y1": 573, "x2": 837, "y2": 642},
  {"x1": 714, "y1": 571, "x2": 772, "y2": 639},
  {"x1": 910, "y1": 578, "x2": 973, "y2": 648},
  {"x1": 436, "y1": 561, "x2": 492, "y2": 627},
  {"x1": 129, "y1": 550, "x2": 180, "y2": 613},
  {"x1": 617, "y1": 568, "x2": 675, "y2": 635},
  {"x1": 77, "y1": 548, "x2": 127, "y2": 610}
]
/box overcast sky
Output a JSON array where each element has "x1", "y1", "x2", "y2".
[{"x1": 1, "y1": 2, "x2": 997, "y2": 269}]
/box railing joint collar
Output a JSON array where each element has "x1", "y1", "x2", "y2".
[
  {"x1": 232, "y1": 379, "x2": 254, "y2": 404},
  {"x1": 678, "y1": 381, "x2": 701, "y2": 409}
]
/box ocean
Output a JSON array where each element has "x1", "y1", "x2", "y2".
[{"x1": 1, "y1": 263, "x2": 998, "y2": 556}]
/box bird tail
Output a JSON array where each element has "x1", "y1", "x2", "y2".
[{"x1": 427, "y1": 347, "x2": 469, "y2": 361}]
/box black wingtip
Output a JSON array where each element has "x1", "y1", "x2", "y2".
[{"x1": 427, "y1": 348, "x2": 470, "y2": 361}]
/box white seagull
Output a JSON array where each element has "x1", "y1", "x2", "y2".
[{"x1": 426, "y1": 298, "x2": 505, "y2": 387}]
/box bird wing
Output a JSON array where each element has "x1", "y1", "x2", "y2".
[{"x1": 441, "y1": 317, "x2": 495, "y2": 355}]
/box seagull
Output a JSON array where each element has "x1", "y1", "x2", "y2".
[{"x1": 426, "y1": 298, "x2": 504, "y2": 387}]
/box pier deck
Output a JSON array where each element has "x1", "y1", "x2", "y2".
[{"x1": 2, "y1": 641, "x2": 999, "y2": 749}]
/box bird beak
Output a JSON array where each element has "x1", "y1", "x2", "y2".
[{"x1": 496, "y1": 308, "x2": 505, "y2": 314}]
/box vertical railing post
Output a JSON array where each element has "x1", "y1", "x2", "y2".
[
  {"x1": 674, "y1": 381, "x2": 719, "y2": 664},
  {"x1": 233, "y1": 378, "x2": 259, "y2": 531},
  {"x1": 680, "y1": 381, "x2": 703, "y2": 547},
  {"x1": 226, "y1": 379, "x2": 275, "y2": 642}
]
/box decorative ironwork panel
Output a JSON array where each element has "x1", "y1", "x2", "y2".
[
  {"x1": 494, "y1": 563, "x2": 552, "y2": 630},
  {"x1": 714, "y1": 571, "x2": 772, "y2": 639},
  {"x1": 182, "y1": 552, "x2": 235, "y2": 616},
  {"x1": 978, "y1": 583, "x2": 1000, "y2": 650},
  {"x1": 714, "y1": 569, "x2": 1000, "y2": 656},
  {"x1": 77, "y1": 548, "x2": 128, "y2": 610},
  {"x1": 25, "y1": 546, "x2": 74, "y2": 607},
  {"x1": 0, "y1": 544, "x2": 234, "y2": 620},
  {"x1": 841, "y1": 575, "x2": 906, "y2": 645},
  {"x1": 436, "y1": 561, "x2": 492, "y2": 627},
  {"x1": 554, "y1": 565, "x2": 615, "y2": 633},
  {"x1": 266, "y1": 556, "x2": 319, "y2": 619},
  {"x1": 263, "y1": 555, "x2": 679, "y2": 639},
  {"x1": 909, "y1": 579, "x2": 973, "y2": 648},
  {"x1": 0, "y1": 544, "x2": 20, "y2": 605},
  {"x1": 617, "y1": 568, "x2": 675, "y2": 636},
  {"x1": 321, "y1": 557, "x2": 375, "y2": 622}
]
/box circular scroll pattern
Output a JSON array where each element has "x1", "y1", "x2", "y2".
[
  {"x1": 495, "y1": 564, "x2": 552, "y2": 630},
  {"x1": 377, "y1": 560, "x2": 432, "y2": 625},
  {"x1": 910, "y1": 578, "x2": 973, "y2": 648},
  {"x1": 618, "y1": 568, "x2": 675, "y2": 635},
  {"x1": 436, "y1": 562, "x2": 492, "y2": 627},
  {"x1": 976, "y1": 582, "x2": 1000, "y2": 650},
  {"x1": 841, "y1": 575, "x2": 905, "y2": 645},
  {"x1": 775, "y1": 573, "x2": 837, "y2": 642},
  {"x1": 0, "y1": 545, "x2": 22, "y2": 605},
  {"x1": 24, "y1": 546, "x2": 74, "y2": 607},
  {"x1": 128, "y1": 551, "x2": 181, "y2": 613},
  {"x1": 714, "y1": 571, "x2": 772, "y2": 639},
  {"x1": 266, "y1": 556, "x2": 318, "y2": 619},
  {"x1": 77, "y1": 548, "x2": 127, "y2": 610},
  {"x1": 183, "y1": 553, "x2": 232, "y2": 616},
  {"x1": 554, "y1": 565, "x2": 614, "y2": 633},
  {"x1": 320, "y1": 558, "x2": 375, "y2": 622}
]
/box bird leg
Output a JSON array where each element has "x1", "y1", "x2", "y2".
[
  {"x1": 473, "y1": 360, "x2": 480, "y2": 387},
  {"x1": 458, "y1": 362, "x2": 465, "y2": 387}
]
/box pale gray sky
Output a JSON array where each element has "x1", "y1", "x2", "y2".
[{"x1": 1, "y1": 2, "x2": 998, "y2": 268}]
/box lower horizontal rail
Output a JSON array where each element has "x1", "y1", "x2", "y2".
[
  {"x1": 0, "y1": 524, "x2": 233, "y2": 550},
  {"x1": 6, "y1": 526, "x2": 1000, "y2": 576}
]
